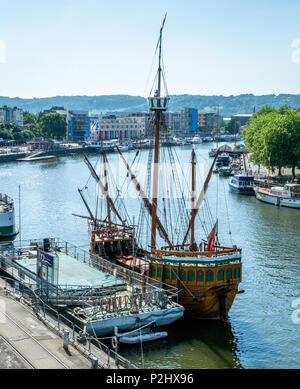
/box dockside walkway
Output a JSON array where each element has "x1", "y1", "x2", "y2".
[{"x1": 0, "y1": 277, "x2": 135, "y2": 369}]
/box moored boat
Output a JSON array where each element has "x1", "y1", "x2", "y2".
[
  {"x1": 219, "y1": 166, "x2": 233, "y2": 177},
  {"x1": 229, "y1": 175, "x2": 255, "y2": 195},
  {"x1": 118, "y1": 329, "x2": 168, "y2": 344},
  {"x1": 0, "y1": 193, "x2": 19, "y2": 244},
  {"x1": 254, "y1": 183, "x2": 300, "y2": 208}
]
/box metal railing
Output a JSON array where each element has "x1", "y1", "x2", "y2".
[
  {"x1": 0, "y1": 238, "x2": 181, "y2": 314},
  {"x1": 0, "y1": 275, "x2": 137, "y2": 369}
]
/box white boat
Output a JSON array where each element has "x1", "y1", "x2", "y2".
[
  {"x1": 219, "y1": 166, "x2": 233, "y2": 177},
  {"x1": 119, "y1": 329, "x2": 168, "y2": 344},
  {"x1": 255, "y1": 183, "x2": 300, "y2": 208},
  {"x1": 191, "y1": 136, "x2": 202, "y2": 144},
  {"x1": 201, "y1": 136, "x2": 214, "y2": 143},
  {"x1": 118, "y1": 144, "x2": 129, "y2": 152},
  {"x1": 0, "y1": 193, "x2": 19, "y2": 244}
]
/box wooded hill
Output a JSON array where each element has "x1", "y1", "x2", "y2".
[{"x1": 2, "y1": 94, "x2": 300, "y2": 117}]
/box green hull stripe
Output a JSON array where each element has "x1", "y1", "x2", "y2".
[
  {"x1": 0, "y1": 225, "x2": 14, "y2": 235},
  {"x1": 150, "y1": 256, "x2": 242, "y2": 266}
]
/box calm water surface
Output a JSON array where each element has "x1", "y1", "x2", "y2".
[{"x1": 1, "y1": 143, "x2": 300, "y2": 369}]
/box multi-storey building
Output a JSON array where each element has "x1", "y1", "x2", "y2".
[
  {"x1": 93, "y1": 116, "x2": 147, "y2": 141},
  {"x1": 43, "y1": 106, "x2": 90, "y2": 140},
  {"x1": 0, "y1": 106, "x2": 23, "y2": 127},
  {"x1": 198, "y1": 112, "x2": 223, "y2": 133},
  {"x1": 231, "y1": 114, "x2": 252, "y2": 126},
  {"x1": 165, "y1": 112, "x2": 181, "y2": 134},
  {"x1": 179, "y1": 108, "x2": 198, "y2": 136}
]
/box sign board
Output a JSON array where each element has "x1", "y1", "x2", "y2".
[
  {"x1": 36, "y1": 248, "x2": 59, "y2": 290},
  {"x1": 37, "y1": 249, "x2": 54, "y2": 268}
]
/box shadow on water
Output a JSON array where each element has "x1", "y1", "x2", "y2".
[{"x1": 119, "y1": 317, "x2": 243, "y2": 369}]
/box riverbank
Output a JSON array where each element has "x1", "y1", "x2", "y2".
[
  {"x1": 244, "y1": 154, "x2": 300, "y2": 183},
  {"x1": 0, "y1": 145, "x2": 96, "y2": 164}
]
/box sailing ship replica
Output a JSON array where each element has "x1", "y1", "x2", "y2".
[{"x1": 78, "y1": 16, "x2": 243, "y2": 321}]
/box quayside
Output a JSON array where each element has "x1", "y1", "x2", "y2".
[{"x1": 0, "y1": 238, "x2": 184, "y2": 336}]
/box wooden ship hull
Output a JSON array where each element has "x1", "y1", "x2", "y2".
[
  {"x1": 147, "y1": 260, "x2": 242, "y2": 321},
  {"x1": 89, "y1": 232, "x2": 242, "y2": 321}
]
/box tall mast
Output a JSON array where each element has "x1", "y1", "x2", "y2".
[
  {"x1": 216, "y1": 105, "x2": 220, "y2": 150},
  {"x1": 191, "y1": 149, "x2": 196, "y2": 245},
  {"x1": 149, "y1": 14, "x2": 169, "y2": 251},
  {"x1": 103, "y1": 153, "x2": 111, "y2": 227}
]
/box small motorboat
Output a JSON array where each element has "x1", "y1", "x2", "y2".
[
  {"x1": 219, "y1": 166, "x2": 233, "y2": 177},
  {"x1": 119, "y1": 329, "x2": 168, "y2": 344}
]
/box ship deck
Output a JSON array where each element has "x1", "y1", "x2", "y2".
[{"x1": 15, "y1": 251, "x2": 125, "y2": 288}]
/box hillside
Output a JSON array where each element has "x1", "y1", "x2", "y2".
[{"x1": 1, "y1": 94, "x2": 300, "y2": 117}]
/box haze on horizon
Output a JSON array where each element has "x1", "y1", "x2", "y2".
[{"x1": 1, "y1": 0, "x2": 300, "y2": 99}]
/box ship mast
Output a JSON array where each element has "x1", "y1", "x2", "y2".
[
  {"x1": 191, "y1": 149, "x2": 196, "y2": 245},
  {"x1": 103, "y1": 153, "x2": 111, "y2": 227},
  {"x1": 148, "y1": 14, "x2": 169, "y2": 251}
]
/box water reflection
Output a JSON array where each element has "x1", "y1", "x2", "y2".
[{"x1": 120, "y1": 318, "x2": 242, "y2": 369}]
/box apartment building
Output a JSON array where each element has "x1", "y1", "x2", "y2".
[{"x1": 0, "y1": 106, "x2": 23, "y2": 127}]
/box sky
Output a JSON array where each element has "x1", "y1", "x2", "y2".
[{"x1": 1, "y1": 0, "x2": 300, "y2": 98}]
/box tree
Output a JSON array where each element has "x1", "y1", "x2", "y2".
[
  {"x1": 39, "y1": 113, "x2": 67, "y2": 139},
  {"x1": 14, "y1": 130, "x2": 35, "y2": 140},
  {"x1": 23, "y1": 111, "x2": 40, "y2": 136},
  {"x1": 225, "y1": 118, "x2": 241, "y2": 134},
  {"x1": 0, "y1": 128, "x2": 13, "y2": 140},
  {"x1": 244, "y1": 106, "x2": 300, "y2": 179}
]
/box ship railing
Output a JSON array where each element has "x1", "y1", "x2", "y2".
[
  {"x1": 156, "y1": 244, "x2": 242, "y2": 257},
  {"x1": 75, "y1": 290, "x2": 174, "y2": 317},
  {"x1": 0, "y1": 274, "x2": 138, "y2": 369},
  {"x1": 0, "y1": 238, "x2": 180, "y2": 305},
  {"x1": 54, "y1": 239, "x2": 180, "y2": 303}
]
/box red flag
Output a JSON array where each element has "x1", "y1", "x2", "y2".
[{"x1": 207, "y1": 221, "x2": 218, "y2": 252}]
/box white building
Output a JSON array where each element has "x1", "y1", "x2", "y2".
[{"x1": 93, "y1": 116, "x2": 147, "y2": 141}]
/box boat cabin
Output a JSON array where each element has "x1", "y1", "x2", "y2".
[
  {"x1": 229, "y1": 175, "x2": 254, "y2": 195},
  {"x1": 270, "y1": 183, "x2": 300, "y2": 199}
]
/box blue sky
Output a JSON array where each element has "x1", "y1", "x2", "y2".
[{"x1": 1, "y1": 0, "x2": 300, "y2": 98}]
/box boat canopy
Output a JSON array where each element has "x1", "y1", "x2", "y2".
[{"x1": 234, "y1": 175, "x2": 254, "y2": 181}]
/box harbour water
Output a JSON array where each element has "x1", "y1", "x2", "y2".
[{"x1": 1, "y1": 142, "x2": 300, "y2": 369}]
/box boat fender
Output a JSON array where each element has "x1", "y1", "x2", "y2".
[
  {"x1": 130, "y1": 309, "x2": 139, "y2": 315},
  {"x1": 112, "y1": 336, "x2": 118, "y2": 350}
]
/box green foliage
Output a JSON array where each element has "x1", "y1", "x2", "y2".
[
  {"x1": 225, "y1": 118, "x2": 241, "y2": 134},
  {"x1": 39, "y1": 113, "x2": 67, "y2": 139},
  {"x1": 0, "y1": 128, "x2": 14, "y2": 140},
  {"x1": 23, "y1": 111, "x2": 40, "y2": 136},
  {"x1": 244, "y1": 106, "x2": 300, "y2": 177}
]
